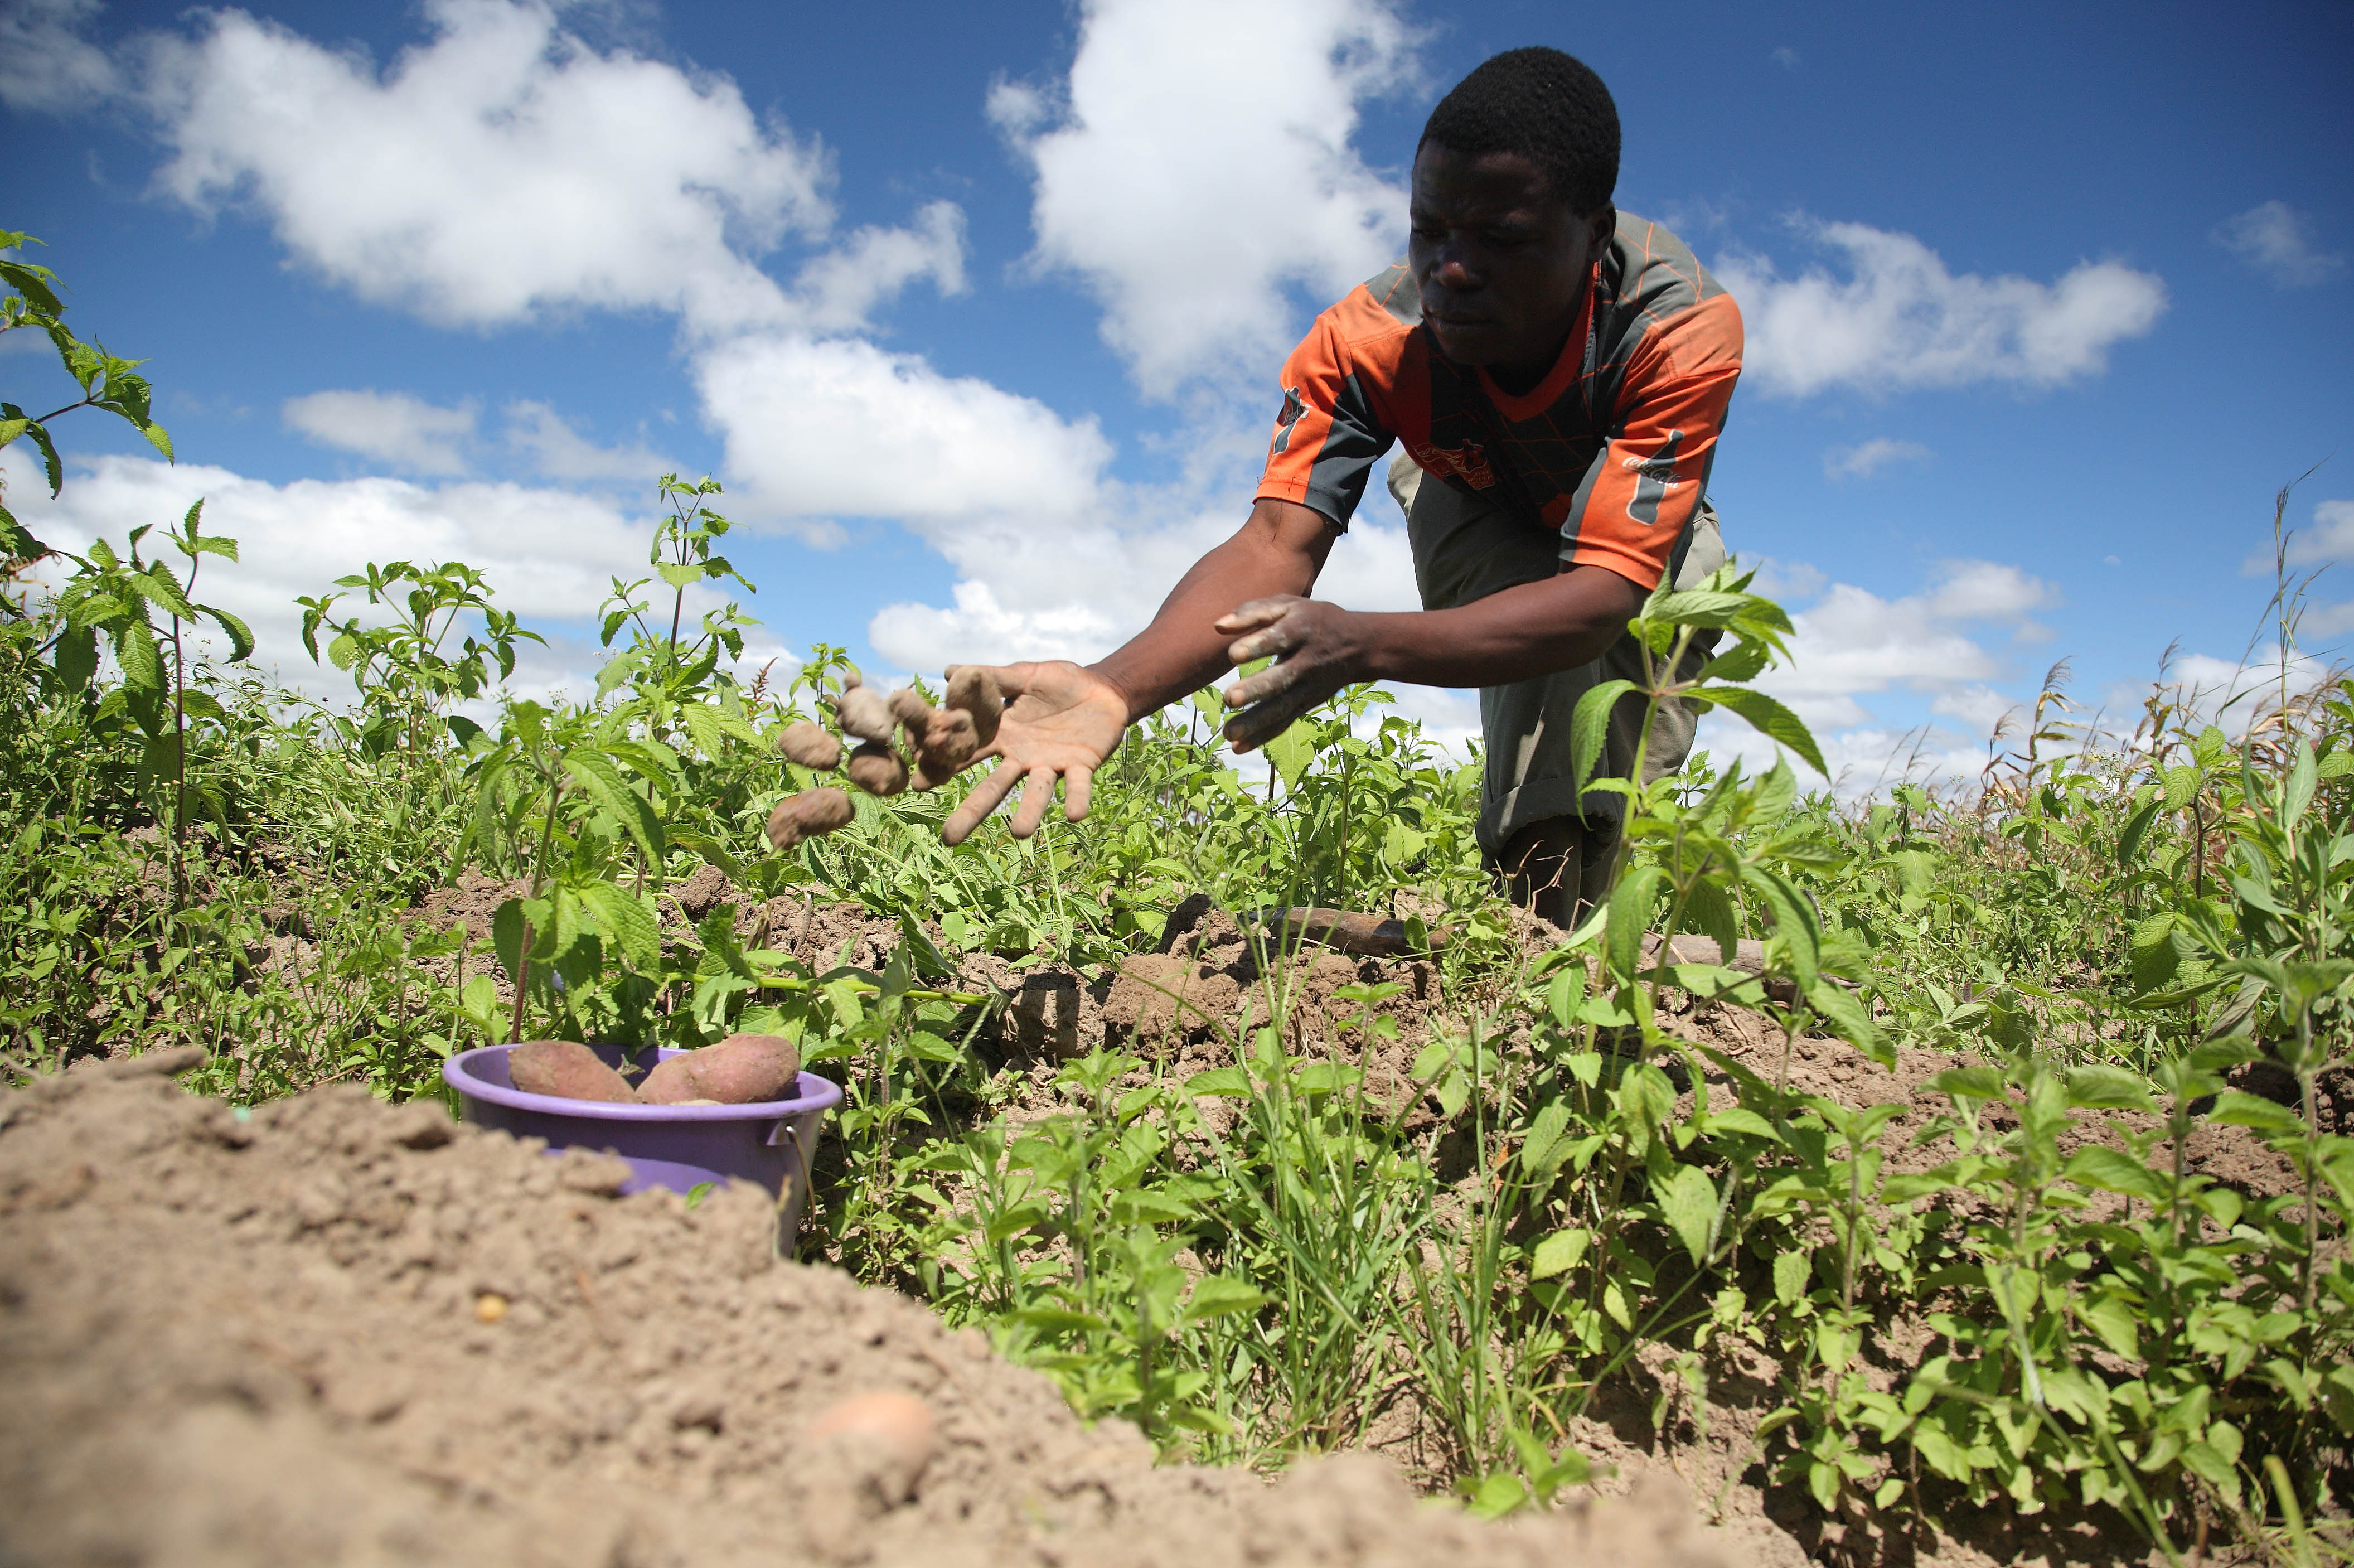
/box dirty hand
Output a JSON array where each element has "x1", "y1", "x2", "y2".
[
  {"x1": 940, "y1": 661, "x2": 1130, "y2": 846},
  {"x1": 1215, "y1": 596, "x2": 1371, "y2": 751}
]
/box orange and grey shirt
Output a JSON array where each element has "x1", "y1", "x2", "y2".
[{"x1": 1255, "y1": 215, "x2": 1742, "y2": 591}]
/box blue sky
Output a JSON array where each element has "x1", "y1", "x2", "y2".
[{"x1": 5, "y1": 0, "x2": 2350, "y2": 785}]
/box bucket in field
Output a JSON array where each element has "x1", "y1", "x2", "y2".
[{"x1": 443, "y1": 1043, "x2": 841, "y2": 1243}]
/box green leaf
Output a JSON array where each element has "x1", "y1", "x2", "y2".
[
  {"x1": 1928, "y1": 1066, "x2": 2006, "y2": 1102},
  {"x1": 2116, "y1": 798, "x2": 2161, "y2": 868},
  {"x1": 2206, "y1": 1089, "x2": 2303, "y2": 1134},
  {"x1": 1807, "y1": 981, "x2": 1892, "y2": 1067},
  {"x1": 1772, "y1": 1247, "x2": 1811, "y2": 1306},
  {"x1": 1262, "y1": 719, "x2": 1315, "y2": 790},
  {"x1": 2284, "y1": 742, "x2": 2318, "y2": 829},
  {"x1": 1184, "y1": 1276, "x2": 1270, "y2": 1321},
  {"x1": 1183, "y1": 1065, "x2": 1252, "y2": 1098},
  {"x1": 1660, "y1": 1163, "x2": 1717, "y2": 1265},
  {"x1": 1530, "y1": 1227, "x2": 1592, "y2": 1280},
  {"x1": 564, "y1": 748, "x2": 665, "y2": 868},
  {"x1": 1009, "y1": 1306, "x2": 1107, "y2": 1336},
  {"x1": 580, "y1": 881, "x2": 662, "y2": 972},
  {"x1": 1568, "y1": 678, "x2": 1639, "y2": 796},
  {"x1": 200, "y1": 603, "x2": 255, "y2": 664},
  {"x1": 1697, "y1": 686, "x2": 1827, "y2": 777},
  {"x1": 2066, "y1": 1065, "x2": 2153, "y2": 1111},
  {"x1": 2076, "y1": 1294, "x2": 2142, "y2": 1359},
  {"x1": 1606, "y1": 863, "x2": 1665, "y2": 979},
  {"x1": 2062, "y1": 1146, "x2": 2168, "y2": 1203},
  {"x1": 1520, "y1": 1100, "x2": 1573, "y2": 1178}
]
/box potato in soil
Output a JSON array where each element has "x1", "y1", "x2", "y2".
[
  {"x1": 831, "y1": 684, "x2": 895, "y2": 744},
  {"x1": 637, "y1": 1033, "x2": 801, "y2": 1105},
  {"x1": 846, "y1": 741, "x2": 909, "y2": 796},
  {"x1": 944, "y1": 665, "x2": 1002, "y2": 746},
  {"x1": 777, "y1": 720, "x2": 841, "y2": 771},
  {"x1": 507, "y1": 1039, "x2": 637, "y2": 1103},
  {"x1": 766, "y1": 787, "x2": 853, "y2": 850}
]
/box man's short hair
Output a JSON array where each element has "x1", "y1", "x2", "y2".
[{"x1": 1418, "y1": 47, "x2": 1620, "y2": 215}]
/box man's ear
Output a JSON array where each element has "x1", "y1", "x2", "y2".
[{"x1": 1586, "y1": 205, "x2": 1617, "y2": 255}]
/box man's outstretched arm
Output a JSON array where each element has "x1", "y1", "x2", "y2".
[{"x1": 939, "y1": 497, "x2": 1340, "y2": 845}]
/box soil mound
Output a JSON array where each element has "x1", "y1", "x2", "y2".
[{"x1": 0, "y1": 1054, "x2": 1737, "y2": 1568}]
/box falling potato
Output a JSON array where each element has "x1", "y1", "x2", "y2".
[
  {"x1": 943, "y1": 666, "x2": 1002, "y2": 747},
  {"x1": 766, "y1": 787, "x2": 854, "y2": 850},
  {"x1": 846, "y1": 741, "x2": 909, "y2": 797},
  {"x1": 778, "y1": 720, "x2": 842, "y2": 771},
  {"x1": 831, "y1": 685, "x2": 895, "y2": 744}
]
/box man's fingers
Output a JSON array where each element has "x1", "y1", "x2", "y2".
[
  {"x1": 941, "y1": 757, "x2": 1024, "y2": 846},
  {"x1": 1212, "y1": 597, "x2": 1294, "y2": 635},
  {"x1": 1224, "y1": 682, "x2": 1324, "y2": 751},
  {"x1": 1223, "y1": 655, "x2": 1303, "y2": 710},
  {"x1": 1062, "y1": 763, "x2": 1093, "y2": 824},
  {"x1": 1008, "y1": 766, "x2": 1060, "y2": 839}
]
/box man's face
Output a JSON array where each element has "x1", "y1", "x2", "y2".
[{"x1": 1408, "y1": 143, "x2": 1612, "y2": 382}]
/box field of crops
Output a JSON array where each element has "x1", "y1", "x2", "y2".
[{"x1": 4, "y1": 234, "x2": 2350, "y2": 1566}]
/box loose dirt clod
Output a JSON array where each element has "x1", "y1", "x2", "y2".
[
  {"x1": 943, "y1": 665, "x2": 1002, "y2": 747},
  {"x1": 846, "y1": 741, "x2": 909, "y2": 797},
  {"x1": 832, "y1": 685, "x2": 896, "y2": 744},
  {"x1": 766, "y1": 787, "x2": 855, "y2": 851},
  {"x1": 506, "y1": 1039, "x2": 638, "y2": 1103},
  {"x1": 778, "y1": 720, "x2": 843, "y2": 771},
  {"x1": 637, "y1": 1033, "x2": 801, "y2": 1105}
]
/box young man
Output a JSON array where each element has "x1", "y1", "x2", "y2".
[{"x1": 941, "y1": 47, "x2": 1742, "y2": 927}]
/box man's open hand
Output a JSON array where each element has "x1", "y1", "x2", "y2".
[
  {"x1": 940, "y1": 661, "x2": 1131, "y2": 846},
  {"x1": 1214, "y1": 596, "x2": 1372, "y2": 751}
]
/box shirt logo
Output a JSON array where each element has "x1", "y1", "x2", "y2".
[
  {"x1": 1621, "y1": 429, "x2": 1685, "y2": 526},
  {"x1": 1270, "y1": 386, "x2": 1305, "y2": 454},
  {"x1": 1410, "y1": 439, "x2": 1496, "y2": 490}
]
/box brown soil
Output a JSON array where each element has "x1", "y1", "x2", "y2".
[
  {"x1": 366, "y1": 879, "x2": 2305, "y2": 1567},
  {"x1": 0, "y1": 1053, "x2": 1748, "y2": 1568}
]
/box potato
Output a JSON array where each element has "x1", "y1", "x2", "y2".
[
  {"x1": 944, "y1": 665, "x2": 1002, "y2": 747},
  {"x1": 766, "y1": 787, "x2": 854, "y2": 851},
  {"x1": 810, "y1": 1389, "x2": 938, "y2": 1505},
  {"x1": 637, "y1": 1032, "x2": 801, "y2": 1105},
  {"x1": 507, "y1": 1039, "x2": 638, "y2": 1103},
  {"x1": 885, "y1": 687, "x2": 933, "y2": 729},
  {"x1": 846, "y1": 741, "x2": 909, "y2": 797},
  {"x1": 911, "y1": 707, "x2": 977, "y2": 789},
  {"x1": 777, "y1": 720, "x2": 842, "y2": 771},
  {"x1": 831, "y1": 685, "x2": 895, "y2": 744}
]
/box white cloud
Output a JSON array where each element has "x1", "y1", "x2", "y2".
[
  {"x1": 697, "y1": 332, "x2": 1114, "y2": 540},
  {"x1": 2275, "y1": 498, "x2": 2354, "y2": 568},
  {"x1": 1823, "y1": 437, "x2": 1930, "y2": 480},
  {"x1": 994, "y1": 0, "x2": 1418, "y2": 396},
  {"x1": 283, "y1": 388, "x2": 477, "y2": 476},
  {"x1": 501, "y1": 401, "x2": 675, "y2": 486},
  {"x1": 787, "y1": 201, "x2": 968, "y2": 336},
  {"x1": 1742, "y1": 557, "x2": 1827, "y2": 606},
  {"x1": 1750, "y1": 558, "x2": 2058, "y2": 740},
  {"x1": 2, "y1": 446, "x2": 746, "y2": 684},
  {"x1": 1770, "y1": 46, "x2": 1801, "y2": 70},
  {"x1": 1714, "y1": 220, "x2": 2168, "y2": 396},
  {"x1": 142, "y1": 0, "x2": 834, "y2": 334},
  {"x1": 2215, "y1": 201, "x2": 2346, "y2": 288},
  {"x1": 0, "y1": 0, "x2": 117, "y2": 114}
]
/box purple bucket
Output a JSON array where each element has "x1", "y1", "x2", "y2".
[{"x1": 443, "y1": 1043, "x2": 842, "y2": 1246}]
